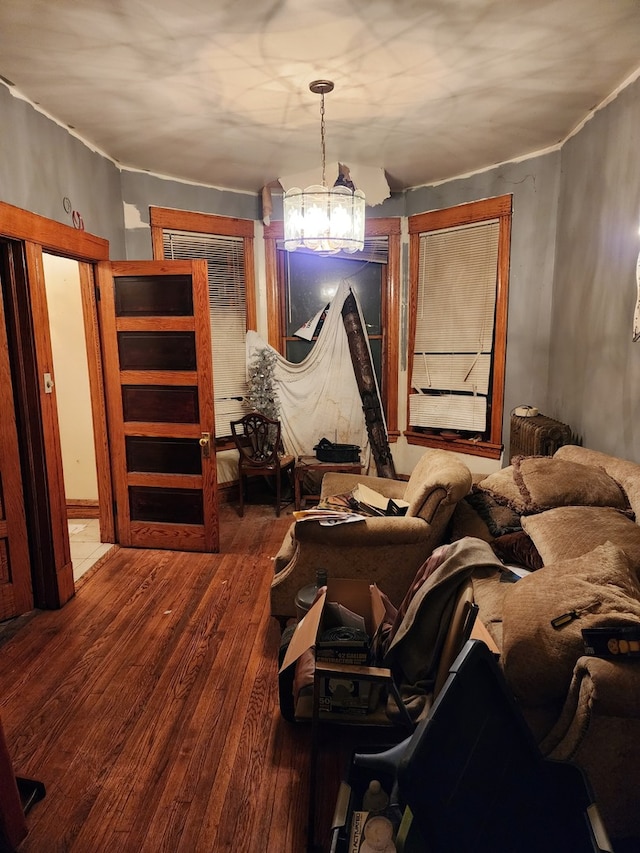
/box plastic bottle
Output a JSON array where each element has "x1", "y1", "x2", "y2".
[
  {"x1": 362, "y1": 779, "x2": 389, "y2": 813},
  {"x1": 294, "y1": 568, "x2": 328, "y2": 621}
]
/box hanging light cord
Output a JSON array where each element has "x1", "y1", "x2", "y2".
[
  {"x1": 309, "y1": 79, "x2": 334, "y2": 189},
  {"x1": 319, "y1": 90, "x2": 327, "y2": 187}
]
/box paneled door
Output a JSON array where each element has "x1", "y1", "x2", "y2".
[
  {"x1": 97, "y1": 260, "x2": 219, "y2": 552},
  {"x1": 0, "y1": 275, "x2": 33, "y2": 618}
]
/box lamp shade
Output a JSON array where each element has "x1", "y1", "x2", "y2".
[{"x1": 283, "y1": 183, "x2": 365, "y2": 254}]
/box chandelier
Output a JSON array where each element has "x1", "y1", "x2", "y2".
[{"x1": 283, "y1": 80, "x2": 365, "y2": 254}]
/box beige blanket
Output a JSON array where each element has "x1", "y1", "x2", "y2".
[{"x1": 384, "y1": 537, "x2": 502, "y2": 720}]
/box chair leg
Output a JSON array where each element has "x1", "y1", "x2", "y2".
[
  {"x1": 238, "y1": 473, "x2": 244, "y2": 517},
  {"x1": 275, "y1": 470, "x2": 281, "y2": 517}
]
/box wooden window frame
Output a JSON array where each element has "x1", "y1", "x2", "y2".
[
  {"x1": 405, "y1": 195, "x2": 512, "y2": 460},
  {"x1": 150, "y1": 207, "x2": 256, "y2": 448},
  {"x1": 263, "y1": 217, "x2": 401, "y2": 440}
]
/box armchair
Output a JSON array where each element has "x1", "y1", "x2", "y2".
[{"x1": 270, "y1": 448, "x2": 472, "y2": 621}]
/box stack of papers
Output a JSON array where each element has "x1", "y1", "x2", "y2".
[
  {"x1": 350, "y1": 483, "x2": 410, "y2": 517},
  {"x1": 293, "y1": 508, "x2": 365, "y2": 526},
  {"x1": 295, "y1": 483, "x2": 410, "y2": 525}
]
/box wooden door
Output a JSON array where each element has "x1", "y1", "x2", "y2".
[
  {"x1": 0, "y1": 277, "x2": 33, "y2": 618},
  {"x1": 97, "y1": 260, "x2": 219, "y2": 552}
]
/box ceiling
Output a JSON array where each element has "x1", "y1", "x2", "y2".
[{"x1": 1, "y1": 0, "x2": 640, "y2": 197}]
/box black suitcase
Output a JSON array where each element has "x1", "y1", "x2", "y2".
[{"x1": 314, "y1": 437, "x2": 361, "y2": 463}]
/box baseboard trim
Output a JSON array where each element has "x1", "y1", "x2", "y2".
[{"x1": 66, "y1": 501, "x2": 99, "y2": 519}]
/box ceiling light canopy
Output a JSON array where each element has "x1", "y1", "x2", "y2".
[{"x1": 283, "y1": 80, "x2": 365, "y2": 255}]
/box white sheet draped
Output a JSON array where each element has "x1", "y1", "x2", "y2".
[{"x1": 246, "y1": 280, "x2": 373, "y2": 469}]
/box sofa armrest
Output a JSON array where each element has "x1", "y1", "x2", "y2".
[
  {"x1": 320, "y1": 472, "x2": 408, "y2": 502},
  {"x1": 539, "y1": 655, "x2": 640, "y2": 841},
  {"x1": 294, "y1": 515, "x2": 429, "y2": 547},
  {"x1": 540, "y1": 655, "x2": 640, "y2": 757}
]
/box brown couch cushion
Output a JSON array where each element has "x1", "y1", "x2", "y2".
[
  {"x1": 490, "y1": 530, "x2": 543, "y2": 571},
  {"x1": 447, "y1": 498, "x2": 494, "y2": 544},
  {"x1": 465, "y1": 485, "x2": 522, "y2": 536},
  {"x1": 479, "y1": 456, "x2": 629, "y2": 515},
  {"x1": 521, "y1": 505, "x2": 640, "y2": 572},
  {"x1": 501, "y1": 542, "x2": 640, "y2": 707}
]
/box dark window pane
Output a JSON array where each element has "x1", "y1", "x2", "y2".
[
  {"x1": 285, "y1": 339, "x2": 314, "y2": 364},
  {"x1": 129, "y1": 486, "x2": 203, "y2": 524},
  {"x1": 118, "y1": 332, "x2": 196, "y2": 370},
  {"x1": 114, "y1": 275, "x2": 193, "y2": 317},
  {"x1": 122, "y1": 385, "x2": 199, "y2": 423},
  {"x1": 126, "y1": 437, "x2": 201, "y2": 475},
  {"x1": 283, "y1": 252, "x2": 382, "y2": 337}
]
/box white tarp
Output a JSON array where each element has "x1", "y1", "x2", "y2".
[{"x1": 246, "y1": 280, "x2": 373, "y2": 469}]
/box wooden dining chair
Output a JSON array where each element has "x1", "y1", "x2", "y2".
[{"x1": 230, "y1": 412, "x2": 295, "y2": 517}]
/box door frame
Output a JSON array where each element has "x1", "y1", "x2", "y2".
[{"x1": 0, "y1": 201, "x2": 111, "y2": 608}]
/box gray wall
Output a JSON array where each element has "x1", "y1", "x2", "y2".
[
  {"x1": 0, "y1": 84, "x2": 126, "y2": 256},
  {"x1": 2, "y1": 74, "x2": 639, "y2": 462},
  {"x1": 120, "y1": 173, "x2": 407, "y2": 260},
  {"x1": 120, "y1": 170, "x2": 261, "y2": 259},
  {"x1": 549, "y1": 79, "x2": 640, "y2": 461}
]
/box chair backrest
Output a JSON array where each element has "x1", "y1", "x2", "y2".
[{"x1": 230, "y1": 412, "x2": 282, "y2": 468}]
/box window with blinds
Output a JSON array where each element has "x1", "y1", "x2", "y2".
[
  {"x1": 407, "y1": 195, "x2": 512, "y2": 458},
  {"x1": 411, "y1": 220, "x2": 499, "y2": 431},
  {"x1": 162, "y1": 229, "x2": 248, "y2": 438}
]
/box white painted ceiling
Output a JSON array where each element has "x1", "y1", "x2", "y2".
[{"x1": 1, "y1": 0, "x2": 639, "y2": 196}]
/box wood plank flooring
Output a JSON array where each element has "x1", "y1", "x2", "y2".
[{"x1": 0, "y1": 500, "x2": 363, "y2": 853}]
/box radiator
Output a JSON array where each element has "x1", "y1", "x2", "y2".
[{"x1": 509, "y1": 413, "x2": 571, "y2": 461}]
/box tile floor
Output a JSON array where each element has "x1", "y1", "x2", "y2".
[{"x1": 68, "y1": 518, "x2": 115, "y2": 582}]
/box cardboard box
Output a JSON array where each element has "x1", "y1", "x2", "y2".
[{"x1": 279, "y1": 578, "x2": 387, "y2": 718}]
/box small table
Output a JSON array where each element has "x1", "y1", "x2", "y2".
[{"x1": 294, "y1": 455, "x2": 362, "y2": 511}]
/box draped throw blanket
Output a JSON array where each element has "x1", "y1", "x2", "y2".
[
  {"x1": 382, "y1": 537, "x2": 503, "y2": 721},
  {"x1": 246, "y1": 281, "x2": 379, "y2": 468}
]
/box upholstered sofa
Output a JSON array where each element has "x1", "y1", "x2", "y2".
[
  {"x1": 270, "y1": 448, "x2": 473, "y2": 622},
  {"x1": 448, "y1": 444, "x2": 640, "y2": 843}
]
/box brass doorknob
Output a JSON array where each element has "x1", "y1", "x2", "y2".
[{"x1": 199, "y1": 432, "x2": 211, "y2": 458}]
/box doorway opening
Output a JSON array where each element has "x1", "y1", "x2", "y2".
[{"x1": 42, "y1": 253, "x2": 114, "y2": 582}]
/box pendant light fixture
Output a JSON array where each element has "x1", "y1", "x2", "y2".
[{"x1": 283, "y1": 80, "x2": 365, "y2": 254}]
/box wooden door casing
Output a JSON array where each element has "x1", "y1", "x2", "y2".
[
  {"x1": 98, "y1": 260, "x2": 219, "y2": 552},
  {"x1": 0, "y1": 272, "x2": 33, "y2": 618},
  {"x1": 25, "y1": 242, "x2": 74, "y2": 603},
  {"x1": 0, "y1": 202, "x2": 111, "y2": 610}
]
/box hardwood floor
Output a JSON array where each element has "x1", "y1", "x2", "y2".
[{"x1": 0, "y1": 500, "x2": 358, "y2": 852}]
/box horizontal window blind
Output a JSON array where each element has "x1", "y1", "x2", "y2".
[
  {"x1": 411, "y1": 220, "x2": 499, "y2": 432},
  {"x1": 411, "y1": 353, "x2": 491, "y2": 395},
  {"x1": 163, "y1": 230, "x2": 247, "y2": 437},
  {"x1": 410, "y1": 394, "x2": 487, "y2": 432}
]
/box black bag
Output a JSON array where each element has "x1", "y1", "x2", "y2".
[{"x1": 314, "y1": 437, "x2": 361, "y2": 464}]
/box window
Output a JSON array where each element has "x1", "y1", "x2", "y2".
[
  {"x1": 406, "y1": 195, "x2": 512, "y2": 459},
  {"x1": 281, "y1": 240, "x2": 386, "y2": 383},
  {"x1": 263, "y1": 218, "x2": 401, "y2": 438},
  {"x1": 150, "y1": 208, "x2": 255, "y2": 442}
]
